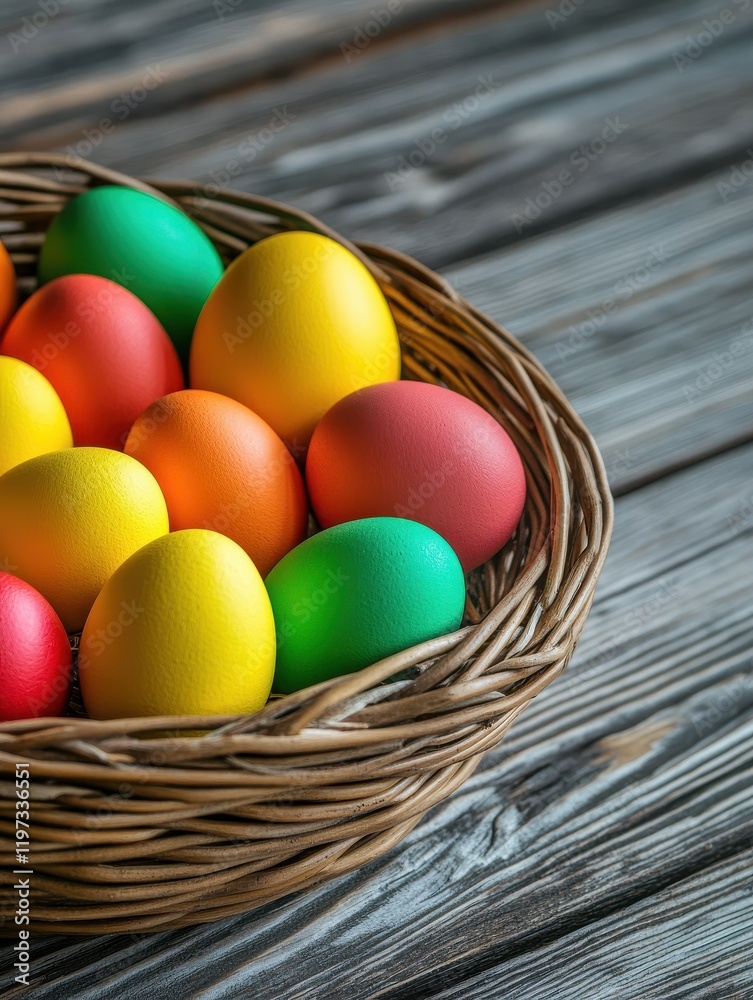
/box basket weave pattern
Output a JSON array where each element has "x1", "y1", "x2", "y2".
[{"x1": 0, "y1": 153, "x2": 613, "y2": 935}]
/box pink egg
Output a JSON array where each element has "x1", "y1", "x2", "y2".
[
  {"x1": 306, "y1": 381, "x2": 527, "y2": 571},
  {"x1": 0, "y1": 572, "x2": 73, "y2": 721}
]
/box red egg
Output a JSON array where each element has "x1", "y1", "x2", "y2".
[
  {"x1": 0, "y1": 572, "x2": 73, "y2": 721},
  {"x1": 306, "y1": 381, "x2": 527, "y2": 571},
  {"x1": 1, "y1": 274, "x2": 184, "y2": 449}
]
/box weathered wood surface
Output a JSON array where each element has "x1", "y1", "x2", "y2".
[
  {"x1": 5, "y1": 0, "x2": 753, "y2": 269},
  {"x1": 449, "y1": 169, "x2": 753, "y2": 495},
  {"x1": 1, "y1": 0, "x2": 753, "y2": 995},
  {"x1": 435, "y1": 850, "x2": 753, "y2": 999},
  {"x1": 0, "y1": 0, "x2": 491, "y2": 143}
]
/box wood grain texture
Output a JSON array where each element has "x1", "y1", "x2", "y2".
[
  {"x1": 2, "y1": 0, "x2": 753, "y2": 992},
  {"x1": 0, "y1": 0, "x2": 497, "y2": 142},
  {"x1": 433, "y1": 850, "x2": 753, "y2": 999},
  {"x1": 448, "y1": 166, "x2": 753, "y2": 494},
  {"x1": 7, "y1": 0, "x2": 753, "y2": 270},
  {"x1": 2, "y1": 441, "x2": 751, "y2": 998}
]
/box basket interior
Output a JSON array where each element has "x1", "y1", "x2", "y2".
[{"x1": 0, "y1": 154, "x2": 613, "y2": 934}]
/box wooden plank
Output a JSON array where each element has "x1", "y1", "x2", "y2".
[
  {"x1": 1, "y1": 1, "x2": 751, "y2": 994},
  {"x1": 444, "y1": 167, "x2": 753, "y2": 494},
  {"x1": 0, "y1": 0, "x2": 506, "y2": 142},
  {"x1": 433, "y1": 849, "x2": 753, "y2": 999},
  {"x1": 11, "y1": 0, "x2": 752, "y2": 269},
  {"x1": 2, "y1": 442, "x2": 751, "y2": 998}
]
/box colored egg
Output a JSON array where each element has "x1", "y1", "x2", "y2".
[
  {"x1": 306, "y1": 381, "x2": 527, "y2": 571},
  {"x1": 265, "y1": 517, "x2": 465, "y2": 694},
  {"x1": 0, "y1": 572, "x2": 73, "y2": 722},
  {"x1": 37, "y1": 185, "x2": 224, "y2": 363},
  {"x1": 79, "y1": 530, "x2": 275, "y2": 719},
  {"x1": 0, "y1": 448, "x2": 169, "y2": 632},
  {"x1": 1, "y1": 275, "x2": 184, "y2": 450},
  {"x1": 125, "y1": 389, "x2": 307, "y2": 577},
  {"x1": 0, "y1": 356, "x2": 72, "y2": 476},
  {"x1": 190, "y1": 232, "x2": 400, "y2": 456},
  {"x1": 0, "y1": 239, "x2": 17, "y2": 335}
]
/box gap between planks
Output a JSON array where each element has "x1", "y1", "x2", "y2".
[{"x1": 428, "y1": 848, "x2": 753, "y2": 1000}]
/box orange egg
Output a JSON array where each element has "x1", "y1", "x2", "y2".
[
  {"x1": 125, "y1": 390, "x2": 308, "y2": 576},
  {"x1": 0, "y1": 240, "x2": 17, "y2": 334}
]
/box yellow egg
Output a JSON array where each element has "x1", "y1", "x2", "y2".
[
  {"x1": 0, "y1": 448, "x2": 169, "y2": 631},
  {"x1": 190, "y1": 232, "x2": 400, "y2": 456},
  {"x1": 0, "y1": 356, "x2": 72, "y2": 476},
  {"x1": 79, "y1": 530, "x2": 275, "y2": 719}
]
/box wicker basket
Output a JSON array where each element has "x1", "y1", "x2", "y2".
[{"x1": 0, "y1": 152, "x2": 613, "y2": 936}]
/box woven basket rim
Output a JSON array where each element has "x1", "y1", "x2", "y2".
[{"x1": 0, "y1": 152, "x2": 613, "y2": 934}]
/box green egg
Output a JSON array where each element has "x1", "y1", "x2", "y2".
[
  {"x1": 265, "y1": 516, "x2": 466, "y2": 694},
  {"x1": 38, "y1": 185, "x2": 224, "y2": 364}
]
